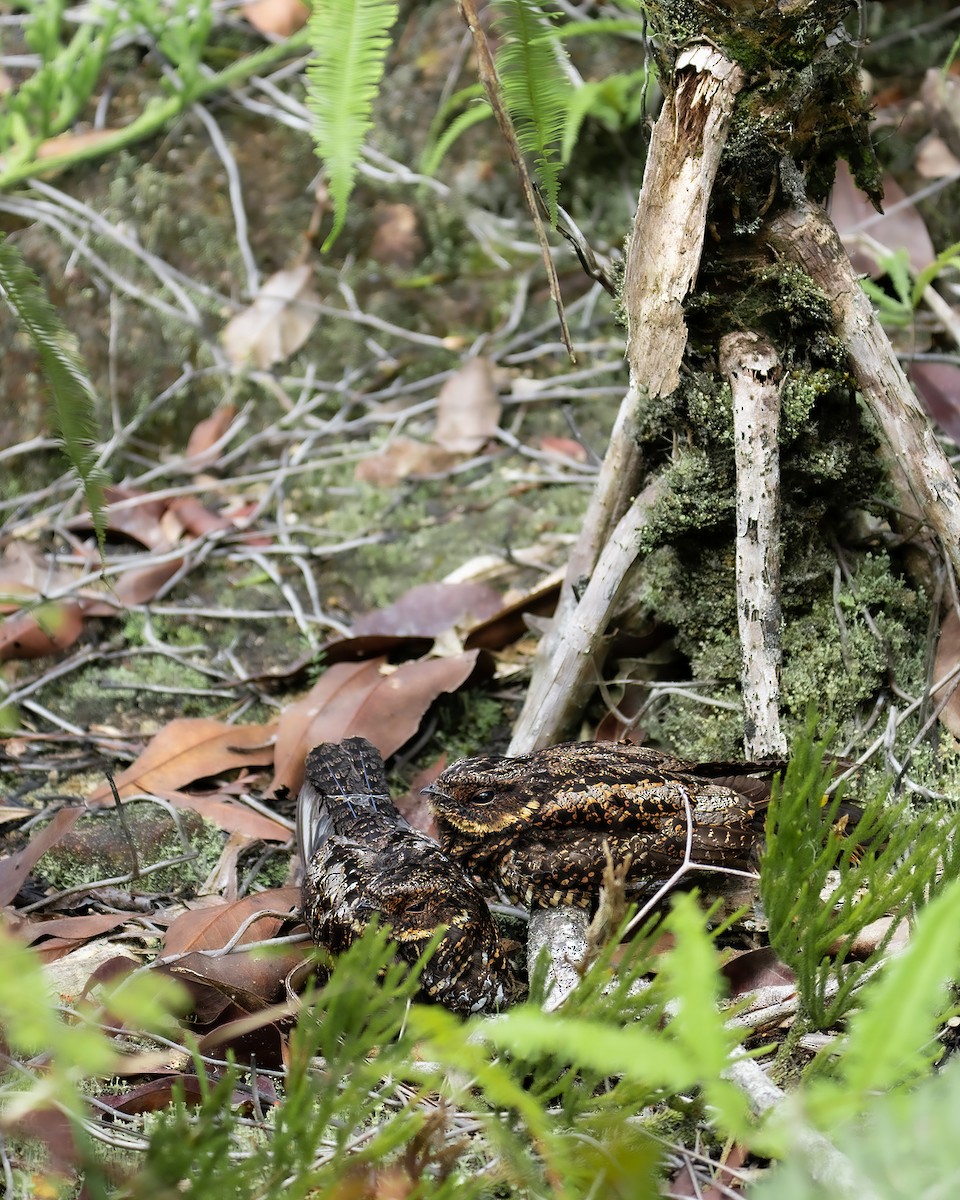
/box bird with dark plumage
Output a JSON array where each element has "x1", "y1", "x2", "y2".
[
  {"x1": 297, "y1": 736, "x2": 518, "y2": 1014},
  {"x1": 423, "y1": 740, "x2": 798, "y2": 909}
]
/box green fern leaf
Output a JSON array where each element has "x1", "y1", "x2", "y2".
[
  {"x1": 307, "y1": 0, "x2": 398, "y2": 251},
  {"x1": 495, "y1": 0, "x2": 573, "y2": 226},
  {"x1": 0, "y1": 236, "x2": 106, "y2": 546}
]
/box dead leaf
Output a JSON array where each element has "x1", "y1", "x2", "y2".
[
  {"x1": 87, "y1": 718, "x2": 277, "y2": 805},
  {"x1": 185, "y1": 403, "x2": 238, "y2": 465},
  {"x1": 221, "y1": 264, "x2": 320, "y2": 369},
  {"x1": 15, "y1": 912, "x2": 132, "y2": 949},
  {"x1": 168, "y1": 496, "x2": 234, "y2": 537},
  {"x1": 908, "y1": 361, "x2": 960, "y2": 445},
  {"x1": 0, "y1": 807, "x2": 83, "y2": 906},
  {"x1": 915, "y1": 134, "x2": 960, "y2": 180},
  {"x1": 433, "y1": 357, "x2": 501, "y2": 454},
  {"x1": 464, "y1": 576, "x2": 561, "y2": 650},
  {"x1": 351, "y1": 581, "x2": 503, "y2": 639},
  {"x1": 150, "y1": 788, "x2": 291, "y2": 844},
  {"x1": 354, "y1": 436, "x2": 459, "y2": 487},
  {"x1": 0, "y1": 602, "x2": 86, "y2": 661},
  {"x1": 68, "y1": 486, "x2": 171, "y2": 551},
  {"x1": 721, "y1": 946, "x2": 796, "y2": 998},
  {"x1": 933, "y1": 608, "x2": 960, "y2": 739},
  {"x1": 108, "y1": 558, "x2": 185, "y2": 607},
  {"x1": 160, "y1": 888, "x2": 303, "y2": 1021},
  {"x1": 831, "y1": 159, "x2": 935, "y2": 277},
  {"x1": 538, "y1": 435, "x2": 589, "y2": 462},
  {"x1": 395, "y1": 755, "x2": 446, "y2": 838},
  {"x1": 241, "y1": 0, "x2": 308, "y2": 36},
  {"x1": 369, "y1": 202, "x2": 424, "y2": 267},
  {"x1": 0, "y1": 542, "x2": 80, "y2": 608},
  {"x1": 270, "y1": 652, "x2": 483, "y2": 796},
  {"x1": 42, "y1": 940, "x2": 141, "y2": 1004}
]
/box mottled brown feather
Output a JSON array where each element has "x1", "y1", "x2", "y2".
[
  {"x1": 424, "y1": 741, "x2": 789, "y2": 908},
  {"x1": 297, "y1": 737, "x2": 518, "y2": 1013}
]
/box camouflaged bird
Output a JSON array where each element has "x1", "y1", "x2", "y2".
[
  {"x1": 423, "y1": 740, "x2": 795, "y2": 909},
  {"x1": 297, "y1": 737, "x2": 518, "y2": 1014}
]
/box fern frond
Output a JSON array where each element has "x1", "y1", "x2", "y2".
[
  {"x1": 495, "y1": 0, "x2": 573, "y2": 227},
  {"x1": 0, "y1": 236, "x2": 106, "y2": 546},
  {"x1": 307, "y1": 0, "x2": 398, "y2": 251}
]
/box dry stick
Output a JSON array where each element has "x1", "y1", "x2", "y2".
[
  {"x1": 457, "y1": 0, "x2": 574, "y2": 360},
  {"x1": 722, "y1": 1054, "x2": 883, "y2": 1200},
  {"x1": 511, "y1": 46, "x2": 745, "y2": 752},
  {"x1": 509, "y1": 474, "x2": 667, "y2": 757},
  {"x1": 767, "y1": 199, "x2": 960, "y2": 583},
  {"x1": 720, "y1": 332, "x2": 788, "y2": 759}
]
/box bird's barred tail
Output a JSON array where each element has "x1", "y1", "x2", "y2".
[{"x1": 296, "y1": 737, "x2": 392, "y2": 857}]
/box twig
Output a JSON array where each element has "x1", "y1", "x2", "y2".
[{"x1": 720, "y1": 332, "x2": 787, "y2": 759}]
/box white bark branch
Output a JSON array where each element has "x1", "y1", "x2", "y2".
[{"x1": 721, "y1": 331, "x2": 788, "y2": 760}]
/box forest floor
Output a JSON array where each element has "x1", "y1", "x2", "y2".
[{"x1": 4, "y1": 2, "x2": 960, "y2": 1197}]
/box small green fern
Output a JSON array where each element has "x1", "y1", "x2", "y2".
[
  {"x1": 307, "y1": 0, "x2": 399, "y2": 251},
  {"x1": 0, "y1": 235, "x2": 106, "y2": 545},
  {"x1": 495, "y1": 0, "x2": 572, "y2": 227}
]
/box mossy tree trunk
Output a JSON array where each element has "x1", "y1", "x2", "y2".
[{"x1": 511, "y1": 0, "x2": 959, "y2": 767}]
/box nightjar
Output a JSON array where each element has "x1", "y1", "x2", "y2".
[
  {"x1": 297, "y1": 736, "x2": 518, "y2": 1014},
  {"x1": 424, "y1": 740, "x2": 799, "y2": 909}
]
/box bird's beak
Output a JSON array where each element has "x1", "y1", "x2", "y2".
[{"x1": 420, "y1": 783, "x2": 448, "y2": 800}]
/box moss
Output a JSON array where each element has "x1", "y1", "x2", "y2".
[{"x1": 40, "y1": 802, "x2": 224, "y2": 897}]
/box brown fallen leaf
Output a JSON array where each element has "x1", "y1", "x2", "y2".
[
  {"x1": 369, "y1": 202, "x2": 424, "y2": 267},
  {"x1": 14, "y1": 912, "x2": 132, "y2": 949},
  {"x1": 933, "y1": 608, "x2": 960, "y2": 740},
  {"x1": 69, "y1": 486, "x2": 171, "y2": 551},
  {"x1": 221, "y1": 264, "x2": 320, "y2": 369},
  {"x1": 0, "y1": 542, "x2": 83, "y2": 607},
  {"x1": 394, "y1": 755, "x2": 446, "y2": 838},
  {"x1": 433, "y1": 357, "x2": 501, "y2": 454},
  {"x1": 721, "y1": 946, "x2": 797, "y2": 998},
  {"x1": 538, "y1": 435, "x2": 589, "y2": 462},
  {"x1": 184, "y1": 403, "x2": 238, "y2": 466},
  {"x1": 87, "y1": 718, "x2": 277, "y2": 805},
  {"x1": 241, "y1": 0, "x2": 308, "y2": 36},
  {"x1": 463, "y1": 576, "x2": 561, "y2": 651},
  {"x1": 831, "y1": 159, "x2": 935, "y2": 277},
  {"x1": 908, "y1": 361, "x2": 960, "y2": 446},
  {"x1": 160, "y1": 887, "x2": 303, "y2": 1021},
  {"x1": 269, "y1": 652, "x2": 483, "y2": 796},
  {"x1": 354, "y1": 435, "x2": 459, "y2": 487},
  {"x1": 351, "y1": 581, "x2": 503, "y2": 639},
  {"x1": 151, "y1": 788, "x2": 290, "y2": 843},
  {"x1": 0, "y1": 602, "x2": 86, "y2": 661},
  {"x1": 168, "y1": 495, "x2": 235, "y2": 537},
  {"x1": 915, "y1": 134, "x2": 960, "y2": 179},
  {"x1": 0, "y1": 807, "x2": 83, "y2": 906}
]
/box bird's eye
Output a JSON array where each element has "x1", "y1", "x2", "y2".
[{"x1": 473, "y1": 790, "x2": 496, "y2": 805}]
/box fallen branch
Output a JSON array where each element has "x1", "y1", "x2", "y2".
[
  {"x1": 509, "y1": 475, "x2": 666, "y2": 753},
  {"x1": 767, "y1": 199, "x2": 960, "y2": 585}
]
